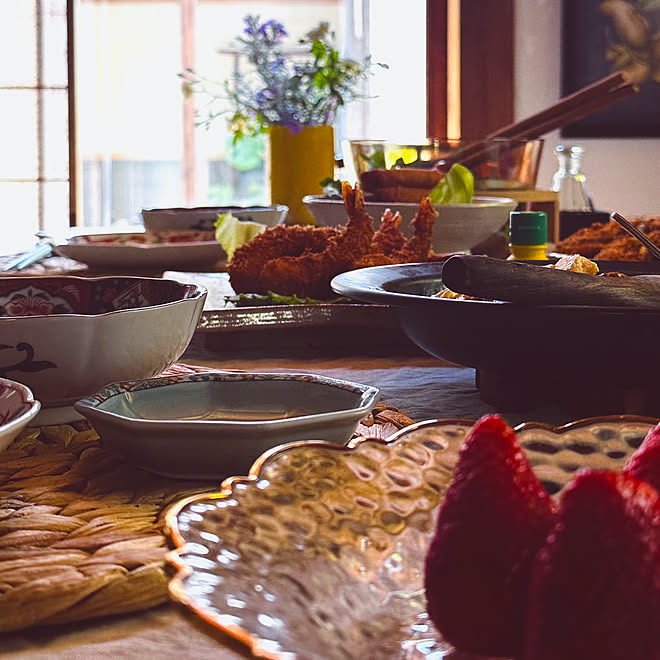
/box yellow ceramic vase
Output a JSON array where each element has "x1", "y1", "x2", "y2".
[{"x1": 267, "y1": 125, "x2": 335, "y2": 225}]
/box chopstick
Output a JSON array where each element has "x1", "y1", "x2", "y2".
[
  {"x1": 610, "y1": 212, "x2": 660, "y2": 262},
  {"x1": 489, "y1": 72, "x2": 634, "y2": 139},
  {"x1": 439, "y1": 72, "x2": 638, "y2": 170},
  {"x1": 1, "y1": 242, "x2": 53, "y2": 272}
]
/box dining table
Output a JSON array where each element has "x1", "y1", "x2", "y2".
[{"x1": 0, "y1": 253, "x2": 656, "y2": 659}]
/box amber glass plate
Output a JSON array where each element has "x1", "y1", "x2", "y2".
[{"x1": 165, "y1": 415, "x2": 656, "y2": 660}]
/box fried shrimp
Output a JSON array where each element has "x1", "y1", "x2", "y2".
[
  {"x1": 258, "y1": 182, "x2": 376, "y2": 298},
  {"x1": 227, "y1": 182, "x2": 441, "y2": 299},
  {"x1": 355, "y1": 196, "x2": 438, "y2": 268}
]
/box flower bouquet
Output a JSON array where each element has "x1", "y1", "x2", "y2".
[{"x1": 184, "y1": 15, "x2": 386, "y2": 224}]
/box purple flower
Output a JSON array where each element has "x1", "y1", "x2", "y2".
[
  {"x1": 258, "y1": 20, "x2": 287, "y2": 45},
  {"x1": 270, "y1": 57, "x2": 286, "y2": 73}
]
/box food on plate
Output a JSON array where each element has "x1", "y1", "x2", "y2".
[
  {"x1": 428, "y1": 163, "x2": 474, "y2": 205},
  {"x1": 214, "y1": 212, "x2": 267, "y2": 260},
  {"x1": 360, "y1": 166, "x2": 442, "y2": 202},
  {"x1": 70, "y1": 229, "x2": 216, "y2": 245},
  {"x1": 424, "y1": 414, "x2": 660, "y2": 659},
  {"x1": 359, "y1": 162, "x2": 473, "y2": 204},
  {"x1": 524, "y1": 470, "x2": 659, "y2": 660},
  {"x1": 424, "y1": 415, "x2": 556, "y2": 657},
  {"x1": 227, "y1": 182, "x2": 443, "y2": 299},
  {"x1": 556, "y1": 215, "x2": 660, "y2": 261},
  {"x1": 624, "y1": 421, "x2": 660, "y2": 492}
]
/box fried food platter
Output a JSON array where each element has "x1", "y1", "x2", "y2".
[{"x1": 163, "y1": 271, "x2": 410, "y2": 353}]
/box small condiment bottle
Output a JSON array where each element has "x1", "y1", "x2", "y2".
[{"x1": 508, "y1": 211, "x2": 548, "y2": 260}]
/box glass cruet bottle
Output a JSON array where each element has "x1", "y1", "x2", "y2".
[{"x1": 551, "y1": 145, "x2": 592, "y2": 211}]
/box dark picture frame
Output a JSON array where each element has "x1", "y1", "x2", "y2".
[{"x1": 561, "y1": 0, "x2": 660, "y2": 138}]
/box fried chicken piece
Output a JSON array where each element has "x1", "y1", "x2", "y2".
[
  {"x1": 257, "y1": 182, "x2": 376, "y2": 298},
  {"x1": 555, "y1": 221, "x2": 626, "y2": 257},
  {"x1": 550, "y1": 254, "x2": 600, "y2": 274},
  {"x1": 594, "y1": 229, "x2": 660, "y2": 261},
  {"x1": 228, "y1": 224, "x2": 342, "y2": 294}
]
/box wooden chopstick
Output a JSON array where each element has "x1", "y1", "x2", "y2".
[
  {"x1": 437, "y1": 72, "x2": 638, "y2": 171},
  {"x1": 488, "y1": 71, "x2": 632, "y2": 139}
]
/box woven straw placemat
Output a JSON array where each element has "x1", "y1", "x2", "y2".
[{"x1": 0, "y1": 368, "x2": 414, "y2": 633}]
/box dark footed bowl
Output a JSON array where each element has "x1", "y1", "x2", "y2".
[{"x1": 331, "y1": 262, "x2": 660, "y2": 403}]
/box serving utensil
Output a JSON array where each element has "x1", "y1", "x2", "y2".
[
  {"x1": 440, "y1": 254, "x2": 660, "y2": 308},
  {"x1": 610, "y1": 211, "x2": 660, "y2": 262}
]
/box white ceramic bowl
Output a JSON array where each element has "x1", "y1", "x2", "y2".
[
  {"x1": 0, "y1": 276, "x2": 207, "y2": 411},
  {"x1": 74, "y1": 371, "x2": 380, "y2": 479},
  {"x1": 141, "y1": 205, "x2": 289, "y2": 232},
  {"x1": 0, "y1": 378, "x2": 40, "y2": 452},
  {"x1": 303, "y1": 195, "x2": 517, "y2": 254}
]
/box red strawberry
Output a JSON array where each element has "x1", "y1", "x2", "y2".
[
  {"x1": 424, "y1": 414, "x2": 556, "y2": 657},
  {"x1": 524, "y1": 470, "x2": 660, "y2": 660},
  {"x1": 624, "y1": 422, "x2": 660, "y2": 493}
]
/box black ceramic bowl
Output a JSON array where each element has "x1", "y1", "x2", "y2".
[{"x1": 331, "y1": 262, "x2": 660, "y2": 410}]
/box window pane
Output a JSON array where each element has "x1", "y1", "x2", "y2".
[
  {"x1": 43, "y1": 88, "x2": 69, "y2": 179},
  {"x1": 76, "y1": 1, "x2": 184, "y2": 225},
  {"x1": 0, "y1": 1, "x2": 36, "y2": 87},
  {"x1": 42, "y1": 181, "x2": 70, "y2": 237},
  {"x1": 42, "y1": 0, "x2": 69, "y2": 87},
  {"x1": 0, "y1": 183, "x2": 39, "y2": 253},
  {"x1": 0, "y1": 90, "x2": 38, "y2": 179}
]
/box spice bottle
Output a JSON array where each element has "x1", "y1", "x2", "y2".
[
  {"x1": 551, "y1": 145, "x2": 592, "y2": 211},
  {"x1": 508, "y1": 211, "x2": 548, "y2": 261}
]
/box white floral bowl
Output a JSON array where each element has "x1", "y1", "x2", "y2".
[
  {"x1": 141, "y1": 205, "x2": 289, "y2": 232},
  {"x1": 0, "y1": 378, "x2": 40, "y2": 452},
  {"x1": 0, "y1": 276, "x2": 206, "y2": 411},
  {"x1": 303, "y1": 195, "x2": 517, "y2": 254},
  {"x1": 74, "y1": 371, "x2": 380, "y2": 479}
]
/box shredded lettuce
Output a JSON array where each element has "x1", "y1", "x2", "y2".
[
  {"x1": 226, "y1": 292, "x2": 350, "y2": 307},
  {"x1": 214, "y1": 212, "x2": 267, "y2": 260},
  {"x1": 429, "y1": 163, "x2": 474, "y2": 205}
]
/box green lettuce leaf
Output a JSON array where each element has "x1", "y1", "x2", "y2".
[
  {"x1": 226, "y1": 292, "x2": 350, "y2": 307},
  {"x1": 428, "y1": 163, "x2": 474, "y2": 205},
  {"x1": 214, "y1": 212, "x2": 267, "y2": 260}
]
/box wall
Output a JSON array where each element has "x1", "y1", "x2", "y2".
[{"x1": 515, "y1": 0, "x2": 659, "y2": 217}]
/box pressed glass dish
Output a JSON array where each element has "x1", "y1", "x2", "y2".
[{"x1": 165, "y1": 415, "x2": 656, "y2": 660}]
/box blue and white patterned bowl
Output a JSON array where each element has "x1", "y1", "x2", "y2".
[{"x1": 74, "y1": 372, "x2": 380, "y2": 479}]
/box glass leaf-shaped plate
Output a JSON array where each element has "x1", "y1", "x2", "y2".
[{"x1": 164, "y1": 415, "x2": 657, "y2": 660}]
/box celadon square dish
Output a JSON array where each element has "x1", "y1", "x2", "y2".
[{"x1": 74, "y1": 372, "x2": 380, "y2": 479}]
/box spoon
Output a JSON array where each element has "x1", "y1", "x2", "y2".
[{"x1": 610, "y1": 212, "x2": 660, "y2": 262}]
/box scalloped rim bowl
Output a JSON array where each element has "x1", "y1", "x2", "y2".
[
  {"x1": 0, "y1": 378, "x2": 40, "y2": 452},
  {"x1": 303, "y1": 195, "x2": 517, "y2": 253},
  {"x1": 74, "y1": 371, "x2": 380, "y2": 479},
  {"x1": 164, "y1": 414, "x2": 657, "y2": 660},
  {"x1": 0, "y1": 276, "x2": 207, "y2": 408}
]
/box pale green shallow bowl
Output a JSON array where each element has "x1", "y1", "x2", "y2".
[{"x1": 74, "y1": 372, "x2": 380, "y2": 480}]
